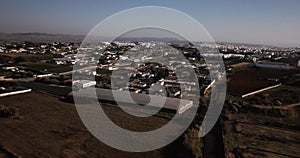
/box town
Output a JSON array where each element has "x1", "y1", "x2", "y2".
[
  {"x1": 1, "y1": 40, "x2": 299, "y2": 89},
  {"x1": 1, "y1": 39, "x2": 300, "y2": 157}
]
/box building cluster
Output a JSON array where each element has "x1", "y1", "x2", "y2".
[
  {"x1": 0, "y1": 42, "x2": 80, "y2": 55},
  {"x1": 0, "y1": 42, "x2": 81, "y2": 66},
  {"x1": 81, "y1": 41, "x2": 300, "y2": 99},
  {"x1": 80, "y1": 41, "x2": 226, "y2": 98},
  {"x1": 1, "y1": 40, "x2": 299, "y2": 94},
  {"x1": 218, "y1": 43, "x2": 300, "y2": 68}
]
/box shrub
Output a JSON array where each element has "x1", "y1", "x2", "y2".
[
  {"x1": 184, "y1": 128, "x2": 202, "y2": 158},
  {"x1": 0, "y1": 105, "x2": 19, "y2": 118}
]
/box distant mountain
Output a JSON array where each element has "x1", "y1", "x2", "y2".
[
  {"x1": 114, "y1": 36, "x2": 184, "y2": 42},
  {"x1": 0, "y1": 33, "x2": 283, "y2": 48},
  {"x1": 217, "y1": 41, "x2": 276, "y2": 48},
  {"x1": 0, "y1": 33, "x2": 183, "y2": 43},
  {"x1": 0, "y1": 33, "x2": 85, "y2": 43}
]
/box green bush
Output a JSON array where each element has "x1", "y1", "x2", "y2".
[
  {"x1": 0, "y1": 105, "x2": 19, "y2": 118},
  {"x1": 184, "y1": 128, "x2": 202, "y2": 158}
]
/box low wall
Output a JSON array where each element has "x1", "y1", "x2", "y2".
[
  {"x1": 0, "y1": 89, "x2": 32, "y2": 97},
  {"x1": 242, "y1": 84, "x2": 281, "y2": 98}
]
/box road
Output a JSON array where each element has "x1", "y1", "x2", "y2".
[{"x1": 20, "y1": 82, "x2": 72, "y2": 96}]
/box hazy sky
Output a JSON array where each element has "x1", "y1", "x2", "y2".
[{"x1": 0, "y1": 0, "x2": 299, "y2": 47}]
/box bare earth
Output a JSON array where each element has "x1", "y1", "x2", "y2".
[{"x1": 0, "y1": 92, "x2": 183, "y2": 158}]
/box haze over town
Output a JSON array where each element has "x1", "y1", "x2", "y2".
[{"x1": 1, "y1": 0, "x2": 300, "y2": 47}]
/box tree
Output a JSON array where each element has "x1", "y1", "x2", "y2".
[{"x1": 184, "y1": 128, "x2": 202, "y2": 158}]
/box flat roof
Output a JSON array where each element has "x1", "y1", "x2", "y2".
[{"x1": 70, "y1": 88, "x2": 194, "y2": 114}]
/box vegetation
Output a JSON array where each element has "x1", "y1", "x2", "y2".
[
  {"x1": 96, "y1": 68, "x2": 112, "y2": 75},
  {"x1": 0, "y1": 70, "x2": 33, "y2": 79},
  {"x1": 0, "y1": 104, "x2": 19, "y2": 118},
  {"x1": 184, "y1": 127, "x2": 202, "y2": 158},
  {"x1": 0, "y1": 53, "x2": 54, "y2": 63},
  {"x1": 0, "y1": 81, "x2": 20, "y2": 87},
  {"x1": 35, "y1": 75, "x2": 72, "y2": 86},
  {"x1": 0, "y1": 71, "x2": 14, "y2": 78},
  {"x1": 20, "y1": 62, "x2": 72, "y2": 73}
]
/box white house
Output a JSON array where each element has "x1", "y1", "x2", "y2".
[
  {"x1": 73, "y1": 80, "x2": 97, "y2": 89},
  {"x1": 255, "y1": 61, "x2": 289, "y2": 70},
  {"x1": 53, "y1": 57, "x2": 75, "y2": 65}
]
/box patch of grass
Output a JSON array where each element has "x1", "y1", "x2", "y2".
[
  {"x1": 96, "y1": 68, "x2": 112, "y2": 75},
  {"x1": 0, "y1": 71, "x2": 13, "y2": 78},
  {"x1": 184, "y1": 127, "x2": 202, "y2": 158},
  {"x1": 20, "y1": 62, "x2": 72, "y2": 73},
  {"x1": 0, "y1": 105, "x2": 19, "y2": 118}
]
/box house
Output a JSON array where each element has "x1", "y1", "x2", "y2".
[
  {"x1": 255, "y1": 61, "x2": 290, "y2": 70},
  {"x1": 73, "y1": 80, "x2": 97, "y2": 89},
  {"x1": 9, "y1": 49, "x2": 18, "y2": 53},
  {"x1": 34, "y1": 73, "x2": 53, "y2": 78},
  {"x1": 2, "y1": 66, "x2": 18, "y2": 71},
  {"x1": 53, "y1": 57, "x2": 75, "y2": 65},
  {"x1": 18, "y1": 48, "x2": 28, "y2": 53}
]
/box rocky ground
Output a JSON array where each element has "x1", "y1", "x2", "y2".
[{"x1": 223, "y1": 84, "x2": 300, "y2": 158}]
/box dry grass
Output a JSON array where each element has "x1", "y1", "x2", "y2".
[
  {"x1": 184, "y1": 127, "x2": 202, "y2": 158},
  {"x1": 0, "y1": 104, "x2": 19, "y2": 118}
]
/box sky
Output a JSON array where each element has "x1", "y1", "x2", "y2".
[{"x1": 0, "y1": 0, "x2": 299, "y2": 47}]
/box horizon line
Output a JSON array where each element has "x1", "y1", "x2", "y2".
[{"x1": 0, "y1": 32, "x2": 299, "y2": 48}]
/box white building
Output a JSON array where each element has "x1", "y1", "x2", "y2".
[
  {"x1": 73, "y1": 80, "x2": 97, "y2": 89},
  {"x1": 53, "y1": 57, "x2": 75, "y2": 65},
  {"x1": 255, "y1": 61, "x2": 289, "y2": 70}
]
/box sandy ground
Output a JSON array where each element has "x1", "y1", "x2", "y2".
[
  {"x1": 223, "y1": 99, "x2": 300, "y2": 157},
  {"x1": 0, "y1": 92, "x2": 187, "y2": 158},
  {"x1": 230, "y1": 62, "x2": 251, "y2": 68},
  {"x1": 228, "y1": 67, "x2": 300, "y2": 95}
]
